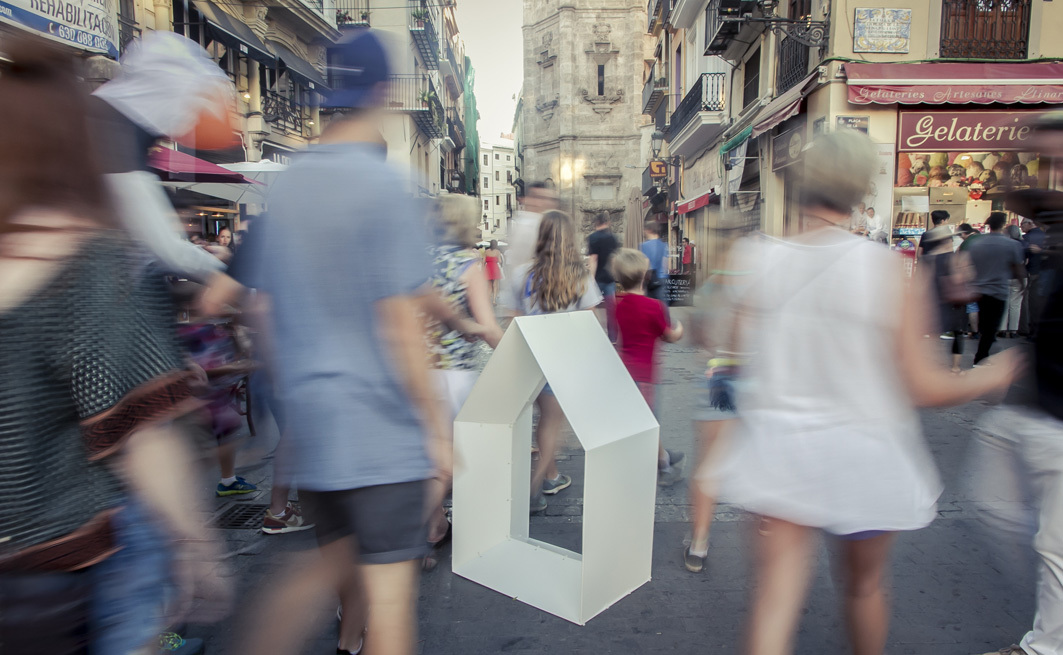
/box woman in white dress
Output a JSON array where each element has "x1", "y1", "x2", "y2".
[{"x1": 711, "y1": 131, "x2": 1022, "y2": 655}]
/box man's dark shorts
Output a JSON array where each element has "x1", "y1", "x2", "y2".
[{"x1": 300, "y1": 480, "x2": 429, "y2": 565}]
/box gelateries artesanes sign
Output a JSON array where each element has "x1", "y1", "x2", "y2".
[{"x1": 899, "y1": 111, "x2": 1035, "y2": 152}]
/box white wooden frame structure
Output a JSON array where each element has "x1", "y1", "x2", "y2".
[{"x1": 452, "y1": 312, "x2": 660, "y2": 625}]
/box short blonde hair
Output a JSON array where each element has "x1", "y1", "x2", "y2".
[
  {"x1": 434, "y1": 195, "x2": 480, "y2": 248},
  {"x1": 611, "y1": 248, "x2": 649, "y2": 292}
]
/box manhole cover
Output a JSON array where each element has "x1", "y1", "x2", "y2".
[{"x1": 215, "y1": 503, "x2": 268, "y2": 529}]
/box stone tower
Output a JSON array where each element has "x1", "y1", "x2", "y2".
[{"x1": 521, "y1": 0, "x2": 648, "y2": 238}]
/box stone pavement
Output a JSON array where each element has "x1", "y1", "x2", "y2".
[{"x1": 191, "y1": 333, "x2": 1041, "y2": 654}]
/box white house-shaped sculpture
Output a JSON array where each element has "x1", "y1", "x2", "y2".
[{"x1": 452, "y1": 312, "x2": 660, "y2": 625}]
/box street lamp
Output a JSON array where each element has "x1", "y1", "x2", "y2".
[{"x1": 651, "y1": 130, "x2": 665, "y2": 159}]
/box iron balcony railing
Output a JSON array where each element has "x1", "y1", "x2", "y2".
[
  {"x1": 385, "y1": 74, "x2": 444, "y2": 138},
  {"x1": 335, "y1": 0, "x2": 369, "y2": 26},
  {"x1": 940, "y1": 0, "x2": 1030, "y2": 59},
  {"x1": 118, "y1": 15, "x2": 140, "y2": 54},
  {"x1": 262, "y1": 90, "x2": 308, "y2": 137},
  {"x1": 642, "y1": 62, "x2": 668, "y2": 114},
  {"x1": 409, "y1": 1, "x2": 439, "y2": 69},
  {"x1": 776, "y1": 36, "x2": 809, "y2": 95},
  {"x1": 667, "y1": 72, "x2": 726, "y2": 140},
  {"x1": 647, "y1": 0, "x2": 662, "y2": 32},
  {"x1": 447, "y1": 107, "x2": 465, "y2": 148}
]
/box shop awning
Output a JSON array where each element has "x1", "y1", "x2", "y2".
[
  {"x1": 148, "y1": 147, "x2": 254, "y2": 183},
  {"x1": 844, "y1": 62, "x2": 1063, "y2": 106},
  {"x1": 721, "y1": 126, "x2": 753, "y2": 154},
  {"x1": 267, "y1": 40, "x2": 329, "y2": 91},
  {"x1": 677, "y1": 191, "x2": 716, "y2": 215},
  {"x1": 751, "y1": 71, "x2": 819, "y2": 138},
  {"x1": 193, "y1": 1, "x2": 275, "y2": 66}
]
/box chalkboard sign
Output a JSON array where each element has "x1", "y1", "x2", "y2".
[{"x1": 666, "y1": 274, "x2": 694, "y2": 307}]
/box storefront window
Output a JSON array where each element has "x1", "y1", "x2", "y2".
[{"x1": 896, "y1": 151, "x2": 1042, "y2": 192}]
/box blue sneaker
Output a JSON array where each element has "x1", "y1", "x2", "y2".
[{"x1": 216, "y1": 476, "x2": 257, "y2": 496}]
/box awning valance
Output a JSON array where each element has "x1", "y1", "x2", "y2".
[
  {"x1": 193, "y1": 1, "x2": 275, "y2": 66},
  {"x1": 148, "y1": 147, "x2": 253, "y2": 183},
  {"x1": 267, "y1": 40, "x2": 329, "y2": 91},
  {"x1": 677, "y1": 191, "x2": 716, "y2": 215},
  {"x1": 844, "y1": 62, "x2": 1063, "y2": 106},
  {"x1": 751, "y1": 71, "x2": 819, "y2": 138},
  {"x1": 721, "y1": 126, "x2": 753, "y2": 154}
]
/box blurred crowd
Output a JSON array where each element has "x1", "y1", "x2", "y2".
[{"x1": 0, "y1": 27, "x2": 1062, "y2": 655}]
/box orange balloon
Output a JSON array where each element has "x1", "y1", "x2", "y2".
[{"x1": 175, "y1": 90, "x2": 240, "y2": 151}]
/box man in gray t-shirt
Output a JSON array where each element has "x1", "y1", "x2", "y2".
[
  {"x1": 967, "y1": 211, "x2": 1026, "y2": 364},
  {"x1": 245, "y1": 31, "x2": 448, "y2": 655}
]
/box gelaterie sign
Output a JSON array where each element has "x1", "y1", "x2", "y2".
[{"x1": 899, "y1": 111, "x2": 1034, "y2": 152}]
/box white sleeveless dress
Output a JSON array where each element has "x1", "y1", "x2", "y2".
[{"x1": 713, "y1": 230, "x2": 942, "y2": 534}]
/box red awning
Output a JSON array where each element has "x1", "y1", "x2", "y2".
[
  {"x1": 844, "y1": 62, "x2": 1063, "y2": 106},
  {"x1": 677, "y1": 191, "x2": 715, "y2": 215},
  {"x1": 148, "y1": 147, "x2": 254, "y2": 183}
]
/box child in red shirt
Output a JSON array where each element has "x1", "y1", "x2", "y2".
[{"x1": 612, "y1": 248, "x2": 685, "y2": 485}]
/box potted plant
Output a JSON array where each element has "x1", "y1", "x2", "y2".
[
  {"x1": 360, "y1": 10, "x2": 369, "y2": 22},
  {"x1": 418, "y1": 89, "x2": 436, "y2": 107},
  {"x1": 336, "y1": 9, "x2": 352, "y2": 24},
  {"x1": 411, "y1": 8, "x2": 428, "y2": 25}
]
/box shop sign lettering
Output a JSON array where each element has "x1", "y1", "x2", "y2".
[
  {"x1": 899, "y1": 112, "x2": 1034, "y2": 151},
  {"x1": 0, "y1": 0, "x2": 118, "y2": 57}
]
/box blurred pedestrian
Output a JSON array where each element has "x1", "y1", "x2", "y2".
[
  {"x1": 709, "y1": 131, "x2": 1021, "y2": 655},
  {"x1": 682, "y1": 237, "x2": 695, "y2": 274},
  {"x1": 612, "y1": 248, "x2": 684, "y2": 484},
  {"x1": 484, "y1": 239, "x2": 503, "y2": 304},
  {"x1": 239, "y1": 31, "x2": 451, "y2": 655},
  {"x1": 918, "y1": 210, "x2": 951, "y2": 257},
  {"x1": 1000, "y1": 224, "x2": 1025, "y2": 339},
  {"x1": 640, "y1": 219, "x2": 670, "y2": 316},
  {"x1": 423, "y1": 195, "x2": 503, "y2": 570},
  {"x1": 958, "y1": 223, "x2": 983, "y2": 336},
  {"x1": 974, "y1": 186, "x2": 1063, "y2": 655},
  {"x1": 1020, "y1": 217, "x2": 1048, "y2": 337},
  {"x1": 921, "y1": 226, "x2": 975, "y2": 372},
  {"x1": 503, "y1": 181, "x2": 558, "y2": 307},
  {"x1": 0, "y1": 36, "x2": 228, "y2": 655},
  {"x1": 505, "y1": 210, "x2": 602, "y2": 513},
  {"x1": 587, "y1": 211, "x2": 620, "y2": 343},
  {"x1": 217, "y1": 227, "x2": 234, "y2": 250},
  {"x1": 968, "y1": 212, "x2": 1027, "y2": 364}
]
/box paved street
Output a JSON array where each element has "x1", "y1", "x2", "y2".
[{"x1": 192, "y1": 329, "x2": 1038, "y2": 654}]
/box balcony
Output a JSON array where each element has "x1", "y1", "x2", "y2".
[
  {"x1": 385, "y1": 74, "x2": 444, "y2": 139},
  {"x1": 409, "y1": 1, "x2": 439, "y2": 69},
  {"x1": 705, "y1": 0, "x2": 761, "y2": 60},
  {"x1": 441, "y1": 44, "x2": 464, "y2": 97},
  {"x1": 118, "y1": 15, "x2": 140, "y2": 54},
  {"x1": 262, "y1": 90, "x2": 309, "y2": 138},
  {"x1": 940, "y1": 0, "x2": 1030, "y2": 59},
  {"x1": 647, "y1": 0, "x2": 663, "y2": 34},
  {"x1": 666, "y1": 72, "x2": 727, "y2": 158},
  {"x1": 335, "y1": 0, "x2": 370, "y2": 27},
  {"x1": 642, "y1": 62, "x2": 668, "y2": 115},
  {"x1": 776, "y1": 36, "x2": 809, "y2": 95},
  {"x1": 447, "y1": 108, "x2": 466, "y2": 150}
]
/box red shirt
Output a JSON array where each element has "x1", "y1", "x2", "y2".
[
  {"x1": 616, "y1": 293, "x2": 668, "y2": 383},
  {"x1": 682, "y1": 244, "x2": 693, "y2": 264}
]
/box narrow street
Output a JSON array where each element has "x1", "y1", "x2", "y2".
[{"x1": 193, "y1": 333, "x2": 1037, "y2": 654}]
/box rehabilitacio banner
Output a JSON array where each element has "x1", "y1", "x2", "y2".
[{"x1": 0, "y1": 0, "x2": 119, "y2": 58}]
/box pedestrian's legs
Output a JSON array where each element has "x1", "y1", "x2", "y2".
[
  {"x1": 1015, "y1": 411, "x2": 1063, "y2": 655},
  {"x1": 689, "y1": 420, "x2": 728, "y2": 556},
  {"x1": 1028, "y1": 273, "x2": 1044, "y2": 337},
  {"x1": 361, "y1": 561, "x2": 420, "y2": 655},
  {"x1": 746, "y1": 518, "x2": 815, "y2": 655},
  {"x1": 337, "y1": 563, "x2": 368, "y2": 653},
  {"x1": 603, "y1": 285, "x2": 618, "y2": 343},
  {"x1": 839, "y1": 533, "x2": 895, "y2": 655},
  {"x1": 532, "y1": 392, "x2": 563, "y2": 495},
  {"x1": 975, "y1": 296, "x2": 1007, "y2": 364}
]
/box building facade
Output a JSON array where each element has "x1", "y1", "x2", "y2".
[
  {"x1": 479, "y1": 140, "x2": 517, "y2": 241},
  {"x1": 519, "y1": 0, "x2": 650, "y2": 241},
  {"x1": 645, "y1": 0, "x2": 1063, "y2": 279}
]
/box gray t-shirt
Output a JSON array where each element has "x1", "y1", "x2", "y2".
[
  {"x1": 255, "y1": 143, "x2": 433, "y2": 491},
  {"x1": 968, "y1": 232, "x2": 1024, "y2": 301}
]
